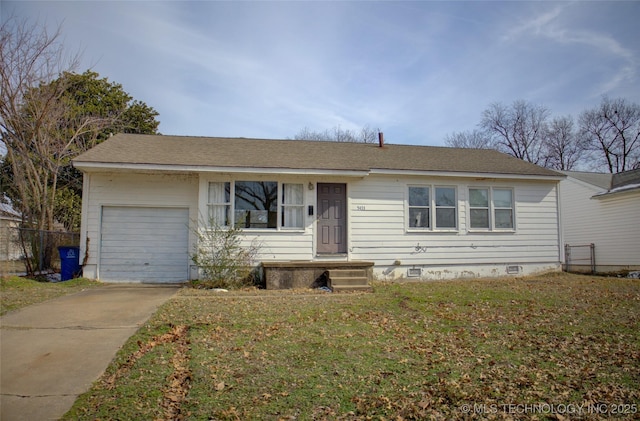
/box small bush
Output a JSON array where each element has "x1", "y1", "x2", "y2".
[{"x1": 190, "y1": 219, "x2": 261, "y2": 290}]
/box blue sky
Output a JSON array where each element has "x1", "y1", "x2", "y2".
[{"x1": 4, "y1": 1, "x2": 640, "y2": 146}]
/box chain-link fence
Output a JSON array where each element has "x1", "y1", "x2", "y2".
[
  {"x1": 564, "y1": 243, "x2": 595, "y2": 274},
  {"x1": 0, "y1": 226, "x2": 80, "y2": 277}
]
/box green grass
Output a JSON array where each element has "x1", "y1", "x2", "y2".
[
  {"x1": 0, "y1": 275, "x2": 103, "y2": 315},
  {"x1": 65, "y1": 272, "x2": 640, "y2": 420}
]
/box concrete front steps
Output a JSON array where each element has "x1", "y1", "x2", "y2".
[{"x1": 327, "y1": 269, "x2": 372, "y2": 292}]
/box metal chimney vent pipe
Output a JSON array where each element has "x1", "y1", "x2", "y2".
[{"x1": 378, "y1": 132, "x2": 384, "y2": 147}]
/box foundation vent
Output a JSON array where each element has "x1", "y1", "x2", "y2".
[
  {"x1": 506, "y1": 265, "x2": 521, "y2": 274},
  {"x1": 407, "y1": 267, "x2": 422, "y2": 278}
]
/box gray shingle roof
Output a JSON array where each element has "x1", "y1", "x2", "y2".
[
  {"x1": 562, "y1": 171, "x2": 613, "y2": 189},
  {"x1": 73, "y1": 133, "x2": 561, "y2": 178}
]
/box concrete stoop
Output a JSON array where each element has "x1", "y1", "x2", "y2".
[{"x1": 327, "y1": 269, "x2": 373, "y2": 292}]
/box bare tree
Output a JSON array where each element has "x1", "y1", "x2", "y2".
[
  {"x1": 0, "y1": 17, "x2": 112, "y2": 232},
  {"x1": 579, "y1": 97, "x2": 640, "y2": 173},
  {"x1": 480, "y1": 100, "x2": 549, "y2": 164},
  {"x1": 444, "y1": 129, "x2": 493, "y2": 149},
  {"x1": 293, "y1": 125, "x2": 380, "y2": 143},
  {"x1": 543, "y1": 116, "x2": 587, "y2": 170}
]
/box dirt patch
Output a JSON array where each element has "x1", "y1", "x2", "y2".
[
  {"x1": 159, "y1": 325, "x2": 191, "y2": 420},
  {"x1": 103, "y1": 325, "x2": 190, "y2": 391}
]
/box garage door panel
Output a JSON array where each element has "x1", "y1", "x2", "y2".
[
  {"x1": 100, "y1": 207, "x2": 189, "y2": 283},
  {"x1": 101, "y1": 251, "x2": 187, "y2": 263},
  {"x1": 101, "y1": 233, "x2": 187, "y2": 244},
  {"x1": 101, "y1": 265, "x2": 184, "y2": 278},
  {"x1": 103, "y1": 218, "x2": 187, "y2": 226},
  {"x1": 100, "y1": 247, "x2": 188, "y2": 256}
]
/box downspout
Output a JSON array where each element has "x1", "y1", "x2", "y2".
[
  {"x1": 79, "y1": 172, "x2": 91, "y2": 273},
  {"x1": 556, "y1": 179, "x2": 564, "y2": 271}
]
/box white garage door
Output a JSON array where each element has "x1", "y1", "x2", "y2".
[{"x1": 100, "y1": 206, "x2": 189, "y2": 283}]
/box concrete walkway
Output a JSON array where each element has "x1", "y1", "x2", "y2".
[{"x1": 0, "y1": 284, "x2": 179, "y2": 421}]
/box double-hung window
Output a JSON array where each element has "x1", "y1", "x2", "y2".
[
  {"x1": 207, "y1": 182, "x2": 231, "y2": 226},
  {"x1": 207, "y1": 181, "x2": 304, "y2": 229},
  {"x1": 408, "y1": 186, "x2": 430, "y2": 228},
  {"x1": 469, "y1": 187, "x2": 514, "y2": 230},
  {"x1": 435, "y1": 187, "x2": 457, "y2": 229},
  {"x1": 493, "y1": 189, "x2": 514, "y2": 229},
  {"x1": 282, "y1": 183, "x2": 304, "y2": 229},
  {"x1": 408, "y1": 185, "x2": 457, "y2": 230}
]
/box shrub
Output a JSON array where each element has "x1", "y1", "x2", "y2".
[{"x1": 190, "y1": 219, "x2": 261, "y2": 289}]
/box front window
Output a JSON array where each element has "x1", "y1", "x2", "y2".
[
  {"x1": 208, "y1": 182, "x2": 231, "y2": 226},
  {"x1": 408, "y1": 185, "x2": 458, "y2": 230},
  {"x1": 469, "y1": 187, "x2": 514, "y2": 230},
  {"x1": 234, "y1": 181, "x2": 277, "y2": 228},
  {"x1": 493, "y1": 189, "x2": 514, "y2": 229},
  {"x1": 208, "y1": 181, "x2": 306, "y2": 230},
  {"x1": 435, "y1": 187, "x2": 457, "y2": 229},
  {"x1": 469, "y1": 188, "x2": 490, "y2": 229},
  {"x1": 408, "y1": 186, "x2": 430, "y2": 228},
  {"x1": 282, "y1": 183, "x2": 304, "y2": 228}
]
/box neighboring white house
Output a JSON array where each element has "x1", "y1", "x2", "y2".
[
  {"x1": 560, "y1": 169, "x2": 640, "y2": 273},
  {"x1": 0, "y1": 198, "x2": 22, "y2": 262},
  {"x1": 72, "y1": 134, "x2": 564, "y2": 284}
]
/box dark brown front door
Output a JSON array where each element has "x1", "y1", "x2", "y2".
[{"x1": 317, "y1": 183, "x2": 347, "y2": 254}]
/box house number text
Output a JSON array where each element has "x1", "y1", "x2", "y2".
[{"x1": 356, "y1": 205, "x2": 366, "y2": 211}]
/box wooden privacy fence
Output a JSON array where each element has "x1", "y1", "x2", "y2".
[
  {"x1": 0, "y1": 226, "x2": 79, "y2": 277},
  {"x1": 564, "y1": 243, "x2": 595, "y2": 274}
]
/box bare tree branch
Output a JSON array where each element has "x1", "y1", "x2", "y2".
[
  {"x1": 579, "y1": 96, "x2": 640, "y2": 173},
  {"x1": 444, "y1": 129, "x2": 493, "y2": 149},
  {"x1": 293, "y1": 125, "x2": 380, "y2": 143},
  {"x1": 543, "y1": 116, "x2": 587, "y2": 171},
  {"x1": 480, "y1": 100, "x2": 549, "y2": 165}
]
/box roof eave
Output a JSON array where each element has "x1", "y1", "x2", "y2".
[
  {"x1": 72, "y1": 161, "x2": 370, "y2": 177},
  {"x1": 72, "y1": 161, "x2": 564, "y2": 181},
  {"x1": 592, "y1": 185, "x2": 640, "y2": 199},
  {"x1": 369, "y1": 168, "x2": 565, "y2": 181}
]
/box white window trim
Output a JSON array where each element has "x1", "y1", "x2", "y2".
[
  {"x1": 406, "y1": 184, "x2": 459, "y2": 232},
  {"x1": 206, "y1": 180, "x2": 306, "y2": 232},
  {"x1": 468, "y1": 187, "x2": 516, "y2": 232}
]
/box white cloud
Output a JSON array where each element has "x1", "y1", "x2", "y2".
[{"x1": 501, "y1": 3, "x2": 637, "y2": 97}]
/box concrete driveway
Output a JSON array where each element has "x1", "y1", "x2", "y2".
[{"x1": 0, "y1": 284, "x2": 179, "y2": 421}]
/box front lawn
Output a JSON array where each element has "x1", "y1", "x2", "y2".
[
  {"x1": 65, "y1": 272, "x2": 639, "y2": 420},
  {"x1": 0, "y1": 276, "x2": 103, "y2": 315}
]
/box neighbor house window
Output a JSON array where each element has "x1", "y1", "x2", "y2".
[
  {"x1": 235, "y1": 181, "x2": 278, "y2": 228},
  {"x1": 282, "y1": 183, "x2": 304, "y2": 228},
  {"x1": 469, "y1": 187, "x2": 514, "y2": 230},
  {"x1": 208, "y1": 182, "x2": 231, "y2": 226},
  {"x1": 408, "y1": 186, "x2": 430, "y2": 228}
]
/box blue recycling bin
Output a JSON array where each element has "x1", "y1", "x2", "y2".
[{"x1": 58, "y1": 246, "x2": 81, "y2": 281}]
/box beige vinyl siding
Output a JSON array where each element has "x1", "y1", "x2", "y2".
[
  {"x1": 240, "y1": 231, "x2": 313, "y2": 261},
  {"x1": 348, "y1": 175, "x2": 560, "y2": 270}
]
